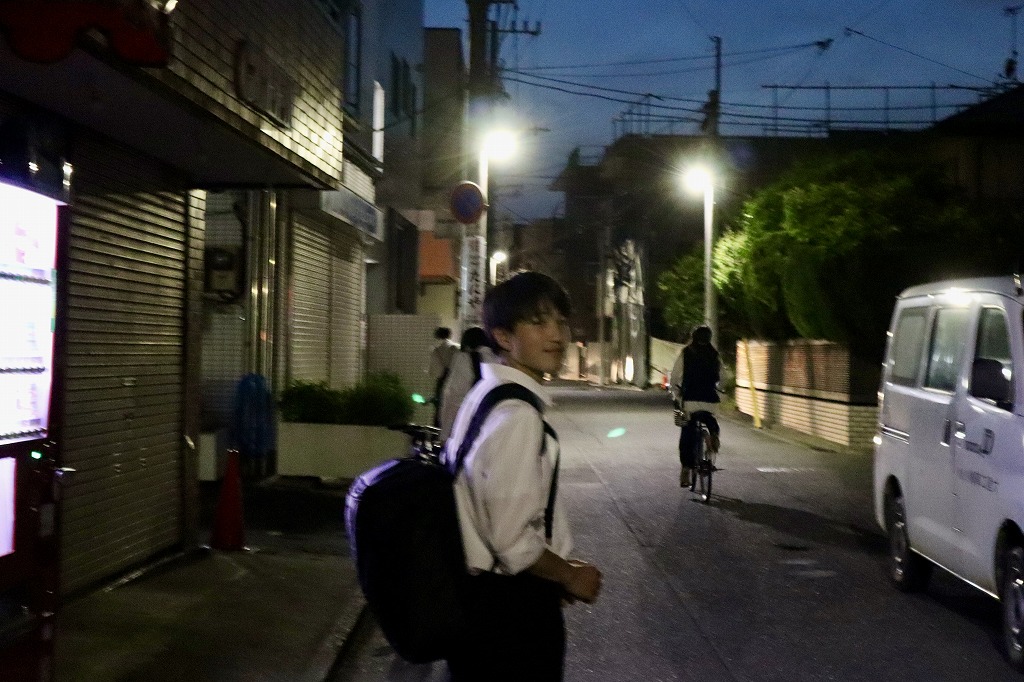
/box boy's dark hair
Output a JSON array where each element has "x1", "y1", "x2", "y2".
[
  {"x1": 434, "y1": 327, "x2": 452, "y2": 340},
  {"x1": 690, "y1": 325, "x2": 713, "y2": 345},
  {"x1": 459, "y1": 326, "x2": 490, "y2": 351},
  {"x1": 482, "y1": 271, "x2": 571, "y2": 338}
]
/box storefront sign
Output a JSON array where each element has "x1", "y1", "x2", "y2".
[
  {"x1": 0, "y1": 0, "x2": 173, "y2": 66},
  {"x1": 234, "y1": 41, "x2": 298, "y2": 128},
  {"x1": 320, "y1": 186, "x2": 384, "y2": 241}
]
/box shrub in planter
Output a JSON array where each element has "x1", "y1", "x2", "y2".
[
  {"x1": 338, "y1": 372, "x2": 414, "y2": 427},
  {"x1": 278, "y1": 373, "x2": 413, "y2": 426},
  {"x1": 277, "y1": 374, "x2": 415, "y2": 479},
  {"x1": 278, "y1": 381, "x2": 345, "y2": 424}
]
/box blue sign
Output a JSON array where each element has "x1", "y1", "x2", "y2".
[{"x1": 450, "y1": 181, "x2": 485, "y2": 225}]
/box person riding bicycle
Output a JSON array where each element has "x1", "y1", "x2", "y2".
[{"x1": 669, "y1": 325, "x2": 722, "y2": 488}]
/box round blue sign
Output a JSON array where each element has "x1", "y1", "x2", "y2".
[{"x1": 450, "y1": 181, "x2": 486, "y2": 224}]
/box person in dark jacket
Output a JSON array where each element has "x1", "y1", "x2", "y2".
[{"x1": 669, "y1": 325, "x2": 721, "y2": 487}]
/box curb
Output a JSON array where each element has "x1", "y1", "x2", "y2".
[{"x1": 308, "y1": 594, "x2": 368, "y2": 682}]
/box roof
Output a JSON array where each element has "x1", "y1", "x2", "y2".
[{"x1": 899, "y1": 276, "x2": 1024, "y2": 300}]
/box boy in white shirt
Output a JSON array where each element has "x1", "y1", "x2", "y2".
[{"x1": 443, "y1": 271, "x2": 602, "y2": 681}]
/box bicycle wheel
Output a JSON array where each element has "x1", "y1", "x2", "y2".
[
  {"x1": 697, "y1": 431, "x2": 712, "y2": 503},
  {"x1": 689, "y1": 434, "x2": 702, "y2": 493}
]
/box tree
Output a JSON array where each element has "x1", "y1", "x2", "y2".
[
  {"x1": 715, "y1": 148, "x2": 1018, "y2": 362},
  {"x1": 656, "y1": 248, "x2": 704, "y2": 341}
]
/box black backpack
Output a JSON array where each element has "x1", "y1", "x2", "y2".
[{"x1": 344, "y1": 382, "x2": 559, "y2": 663}]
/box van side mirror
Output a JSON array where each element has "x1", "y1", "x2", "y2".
[{"x1": 971, "y1": 358, "x2": 1012, "y2": 405}]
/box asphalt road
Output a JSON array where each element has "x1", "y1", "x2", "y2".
[{"x1": 331, "y1": 386, "x2": 1021, "y2": 681}]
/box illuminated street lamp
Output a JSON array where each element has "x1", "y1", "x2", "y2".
[
  {"x1": 482, "y1": 129, "x2": 518, "y2": 163},
  {"x1": 682, "y1": 164, "x2": 718, "y2": 344},
  {"x1": 490, "y1": 250, "x2": 508, "y2": 285},
  {"x1": 460, "y1": 128, "x2": 519, "y2": 328},
  {"x1": 478, "y1": 127, "x2": 517, "y2": 280}
]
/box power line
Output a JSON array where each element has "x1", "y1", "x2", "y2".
[
  {"x1": 843, "y1": 27, "x2": 992, "y2": 83},
  {"x1": 509, "y1": 70, "x2": 978, "y2": 112},
  {"x1": 516, "y1": 40, "x2": 830, "y2": 71},
  {"x1": 526, "y1": 47, "x2": 814, "y2": 79},
  {"x1": 674, "y1": 0, "x2": 710, "y2": 36},
  {"x1": 504, "y1": 75, "x2": 977, "y2": 129}
]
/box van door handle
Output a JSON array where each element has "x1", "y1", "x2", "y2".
[
  {"x1": 942, "y1": 419, "x2": 952, "y2": 444},
  {"x1": 954, "y1": 421, "x2": 966, "y2": 439}
]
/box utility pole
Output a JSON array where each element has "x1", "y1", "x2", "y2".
[
  {"x1": 462, "y1": 0, "x2": 515, "y2": 328},
  {"x1": 704, "y1": 36, "x2": 721, "y2": 346}
]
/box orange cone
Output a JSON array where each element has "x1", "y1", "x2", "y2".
[{"x1": 209, "y1": 448, "x2": 245, "y2": 550}]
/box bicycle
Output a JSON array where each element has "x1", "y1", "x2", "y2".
[
  {"x1": 389, "y1": 423, "x2": 443, "y2": 463},
  {"x1": 681, "y1": 411, "x2": 716, "y2": 503}
]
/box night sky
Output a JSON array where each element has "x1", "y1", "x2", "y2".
[{"x1": 424, "y1": 0, "x2": 1017, "y2": 220}]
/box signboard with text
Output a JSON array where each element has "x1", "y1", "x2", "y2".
[{"x1": 460, "y1": 235, "x2": 486, "y2": 327}]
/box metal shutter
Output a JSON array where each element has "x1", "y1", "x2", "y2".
[
  {"x1": 291, "y1": 217, "x2": 331, "y2": 382},
  {"x1": 329, "y1": 226, "x2": 363, "y2": 387},
  {"x1": 290, "y1": 215, "x2": 363, "y2": 388},
  {"x1": 61, "y1": 137, "x2": 187, "y2": 593}
]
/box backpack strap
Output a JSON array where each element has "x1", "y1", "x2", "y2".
[
  {"x1": 469, "y1": 349, "x2": 483, "y2": 383},
  {"x1": 452, "y1": 383, "x2": 561, "y2": 542},
  {"x1": 541, "y1": 422, "x2": 559, "y2": 540}
]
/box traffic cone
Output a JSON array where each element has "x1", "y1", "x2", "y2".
[{"x1": 209, "y1": 448, "x2": 245, "y2": 550}]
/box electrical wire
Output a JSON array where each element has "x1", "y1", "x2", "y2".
[
  {"x1": 504, "y1": 74, "x2": 977, "y2": 129},
  {"x1": 508, "y1": 70, "x2": 977, "y2": 112},
  {"x1": 516, "y1": 40, "x2": 830, "y2": 71},
  {"x1": 674, "y1": 0, "x2": 710, "y2": 36},
  {"x1": 844, "y1": 27, "x2": 992, "y2": 83}
]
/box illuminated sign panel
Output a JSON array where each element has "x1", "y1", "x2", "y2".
[
  {"x1": 0, "y1": 183, "x2": 59, "y2": 444},
  {"x1": 0, "y1": 458, "x2": 12, "y2": 557}
]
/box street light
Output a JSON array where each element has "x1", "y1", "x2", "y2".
[
  {"x1": 482, "y1": 129, "x2": 518, "y2": 163},
  {"x1": 478, "y1": 127, "x2": 517, "y2": 284},
  {"x1": 489, "y1": 250, "x2": 508, "y2": 285},
  {"x1": 682, "y1": 164, "x2": 718, "y2": 344},
  {"x1": 461, "y1": 128, "x2": 519, "y2": 328}
]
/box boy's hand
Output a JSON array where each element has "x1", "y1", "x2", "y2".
[{"x1": 563, "y1": 559, "x2": 602, "y2": 604}]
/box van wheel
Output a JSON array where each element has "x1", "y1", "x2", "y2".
[
  {"x1": 1001, "y1": 546, "x2": 1024, "y2": 671},
  {"x1": 885, "y1": 491, "x2": 932, "y2": 591}
]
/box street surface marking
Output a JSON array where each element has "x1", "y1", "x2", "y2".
[{"x1": 756, "y1": 466, "x2": 819, "y2": 473}]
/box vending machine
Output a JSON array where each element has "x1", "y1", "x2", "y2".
[{"x1": 0, "y1": 180, "x2": 65, "y2": 681}]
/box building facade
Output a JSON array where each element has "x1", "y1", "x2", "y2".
[{"x1": 0, "y1": 0, "x2": 352, "y2": 600}]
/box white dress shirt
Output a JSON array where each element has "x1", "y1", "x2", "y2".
[
  {"x1": 444, "y1": 363, "x2": 573, "y2": 576},
  {"x1": 428, "y1": 340, "x2": 458, "y2": 383},
  {"x1": 438, "y1": 346, "x2": 498, "y2": 442}
]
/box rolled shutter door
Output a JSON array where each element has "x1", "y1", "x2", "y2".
[
  {"x1": 291, "y1": 217, "x2": 332, "y2": 382},
  {"x1": 61, "y1": 137, "x2": 188, "y2": 592},
  {"x1": 329, "y1": 226, "x2": 363, "y2": 388}
]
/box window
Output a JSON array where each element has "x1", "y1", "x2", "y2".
[
  {"x1": 890, "y1": 308, "x2": 928, "y2": 385},
  {"x1": 924, "y1": 307, "x2": 972, "y2": 391},
  {"x1": 388, "y1": 55, "x2": 417, "y2": 136},
  {"x1": 971, "y1": 307, "x2": 1013, "y2": 401},
  {"x1": 390, "y1": 54, "x2": 402, "y2": 116},
  {"x1": 344, "y1": 4, "x2": 362, "y2": 112}
]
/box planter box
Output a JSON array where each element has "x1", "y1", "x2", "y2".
[{"x1": 277, "y1": 422, "x2": 410, "y2": 480}]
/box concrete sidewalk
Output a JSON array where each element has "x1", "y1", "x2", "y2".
[{"x1": 54, "y1": 478, "x2": 366, "y2": 682}]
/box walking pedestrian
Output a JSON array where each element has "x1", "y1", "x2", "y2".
[
  {"x1": 443, "y1": 271, "x2": 602, "y2": 682},
  {"x1": 438, "y1": 326, "x2": 496, "y2": 442},
  {"x1": 428, "y1": 326, "x2": 458, "y2": 425},
  {"x1": 670, "y1": 324, "x2": 722, "y2": 487}
]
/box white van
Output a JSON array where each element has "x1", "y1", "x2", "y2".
[{"x1": 874, "y1": 276, "x2": 1024, "y2": 668}]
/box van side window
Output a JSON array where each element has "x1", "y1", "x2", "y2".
[
  {"x1": 924, "y1": 307, "x2": 972, "y2": 392},
  {"x1": 890, "y1": 308, "x2": 928, "y2": 385},
  {"x1": 971, "y1": 307, "x2": 1012, "y2": 403}
]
